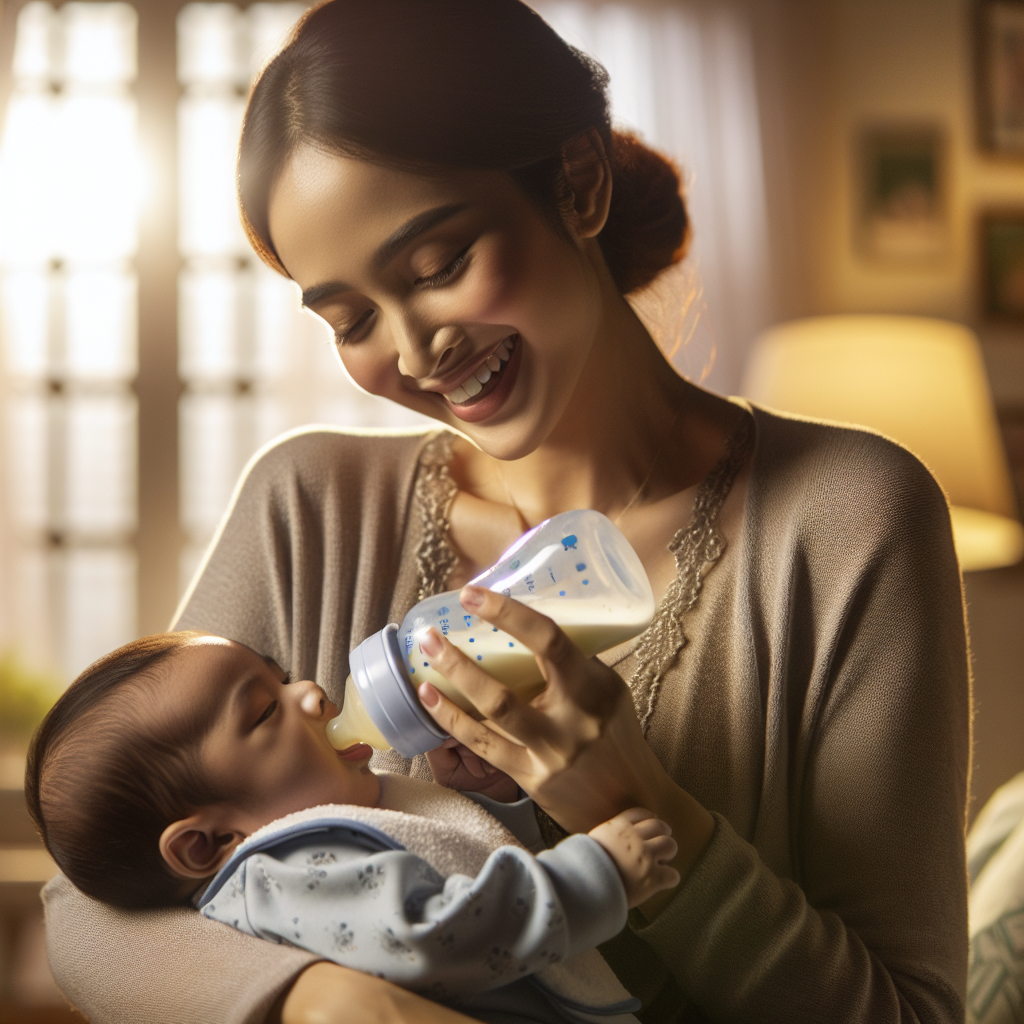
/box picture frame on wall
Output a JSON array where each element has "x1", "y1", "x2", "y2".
[
  {"x1": 979, "y1": 209, "x2": 1024, "y2": 322},
  {"x1": 975, "y1": 0, "x2": 1024, "y2": 156},
  {"x1": 857, "y1": 125, "x2": 948, "y2": 262}
]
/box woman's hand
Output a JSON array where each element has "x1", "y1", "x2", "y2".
[
  {"x1": 416, "y1": 585, "x2": 715, "y2": 886},
  {"x1": 425, "y1": 737, "x2": 520, "y2": 802}
]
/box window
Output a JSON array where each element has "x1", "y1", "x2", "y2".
[{"x1": 0, "y1": 2, "x2": 141, "y2": 678}]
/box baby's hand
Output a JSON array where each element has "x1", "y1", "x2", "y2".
[
  {"x1": 588, "y1": 808, "x2": 680, "y2": 909},
  {"x1": 425, "y1": 737, "x2": 521, "y2": 802}
]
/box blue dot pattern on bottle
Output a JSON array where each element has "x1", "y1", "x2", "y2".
[
  {"x1": 509, "y1": 642, "x2": 514, "y2": 647},
  {"x1": 468, "y1": 637, "x2": 474, "y2": 642},
  {"x1": 583, "y1": 579, "x2": 589, "y2": 585},
  {"x1": 559, "y1": 590, "x2": 566, "y2": 596},
  {"x1": 477, "y1": 655, "x2": 483, "y2": 660},
  {"x1": 576, "y1": 563, "x2": 586, "y2": 571}
]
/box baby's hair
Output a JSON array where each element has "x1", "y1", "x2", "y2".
[{"x1": 25, "y1": 631, "x2": 227, "y2": 909}]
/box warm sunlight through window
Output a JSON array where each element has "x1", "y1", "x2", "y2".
[{"x1": 0, "y1": 1, "x2": 140, "y2": 679}]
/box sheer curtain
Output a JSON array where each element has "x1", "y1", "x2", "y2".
[{"x1": 535, "y1": 1, "x2": 772, "y2": 394}]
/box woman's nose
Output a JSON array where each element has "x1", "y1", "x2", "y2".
[{"x1": 395, "y1": 322, "x2": 462, "y2": 381}]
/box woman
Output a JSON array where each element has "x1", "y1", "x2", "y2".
[{"x1": 43, "y1": 1, "x2": 969, "y2": 1021}]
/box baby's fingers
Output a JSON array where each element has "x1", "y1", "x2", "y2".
[
  {"x1": 644, "y1": 833, "x2": 678, "y2": 865},
  {"x1": 631, "y1": 816, "x2": 673, "y2": 841},
  {"x1": 648, "y1": 863, "x2": 681, "y2": 894}
]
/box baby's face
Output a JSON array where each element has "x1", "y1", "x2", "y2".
[{"x1": 151, "y1": 637, "x2": 380, "y2": 834}]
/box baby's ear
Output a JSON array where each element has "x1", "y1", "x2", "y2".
[{"x1": 159, "y1": 814, "x2": 245, "y2": 880}]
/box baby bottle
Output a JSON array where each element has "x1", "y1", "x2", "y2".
[{"x1": 327, "y1": 509, "x2": 655, "y2": 758}]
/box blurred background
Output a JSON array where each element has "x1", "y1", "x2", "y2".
[{"x1": 0, "y1": 0, "x2": 1020, "y2": 1016}]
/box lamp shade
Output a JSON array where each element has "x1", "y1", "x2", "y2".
[{"x1": 742, "y1": 315, "x2": 1023, "y2": 572}]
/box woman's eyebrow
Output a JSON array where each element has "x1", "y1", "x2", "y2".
[
  {"x1": 371, "y1": 202, "x2": 468, "y2": 270},
  {"x1": 300, "y1": 202, "x2": 469, "y2": 308}
]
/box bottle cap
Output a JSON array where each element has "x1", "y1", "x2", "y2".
[{"x1": 349, "y1": 624, "x2": 448, "y2": 759}]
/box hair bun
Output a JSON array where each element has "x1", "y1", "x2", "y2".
[{"x1": 598, "y1": 131, "x2": 689, "y2": 294}]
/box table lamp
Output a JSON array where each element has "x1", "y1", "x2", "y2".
[{"x1": 741, "y1": 315, "x2": 1023, "y2": 572}]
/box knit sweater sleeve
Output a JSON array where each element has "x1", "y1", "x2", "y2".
[{"x1": 630, "y1": 417, "x2": 970, "y2": 1022}]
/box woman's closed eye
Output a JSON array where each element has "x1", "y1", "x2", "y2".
[
  {"x1": 414, "y1": 243, "x2": 471, "y2": 288},
  {"x1": 335, "y1": 309, "x2": 375, "y2": 346},
  {"x1": 333, "y1": 243, "x2": 473, "y2": 345}
]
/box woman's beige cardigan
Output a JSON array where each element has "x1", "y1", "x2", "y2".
[{"x1": 42, "y1": 406, "x2": 970, "y2": 1023}]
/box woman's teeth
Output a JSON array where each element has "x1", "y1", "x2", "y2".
[{"x1": 447, "y1": 337, "x2": 514, "y2": 405}]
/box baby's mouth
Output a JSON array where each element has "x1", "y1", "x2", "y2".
[
  {"x1": 335, "y1": 742, "x2": 373, "y2": 761},
  {"x1": 442, "y1": 335, "x2": 517, "y2": 406}
]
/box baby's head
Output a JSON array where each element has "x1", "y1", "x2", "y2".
[{"x1": 25, "y1": 633, "x2": 379, "y2": 910}]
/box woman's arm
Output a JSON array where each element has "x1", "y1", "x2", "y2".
[
  {"x1": 416, "y1": 440, "x2": 970, "y2": 1024},
  {"x1": 43, "y1": 857, "x2": 488, "y2": 1024},
  {"x1": 280, "y1": 964, "x2": 483, "y2": 1024}
]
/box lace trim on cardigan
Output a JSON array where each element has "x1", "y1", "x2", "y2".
[
  {"x1": 413, "y1": 432, "x2": 459, "y2": 603},
  {"x1": 627, "y1": 412, "x2": 755, "y2": 733},
  {"x1": 407, "y1": 416, "x2": 754, "y2": 841}
]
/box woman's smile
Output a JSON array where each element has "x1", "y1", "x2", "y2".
[{"x1": 430, "y1": 333, "x2": 522, "y2": 422}]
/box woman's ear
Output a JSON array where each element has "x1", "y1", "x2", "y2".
[
  {"x1": 560, "y1": 128, "x2": 612, "y2": 239},
  {"x1": 159, "y1": 812, "x2": 246, "y2": 880}
]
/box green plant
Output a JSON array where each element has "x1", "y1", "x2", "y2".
[{"x1": 0, "y1": 650, "x2": 63, "y2": 738}]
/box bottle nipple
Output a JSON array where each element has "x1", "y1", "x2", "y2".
[{"x1": 326, "y1": 675, "x2": 392, "y2": 751}]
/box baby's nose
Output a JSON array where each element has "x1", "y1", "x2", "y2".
[{"x1": 297, "y1": 681, "x2": 330, "y2": 718}]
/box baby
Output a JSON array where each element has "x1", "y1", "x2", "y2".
[{"x1": 26, "y1": 631, "x2": 679, "y2": 1024}]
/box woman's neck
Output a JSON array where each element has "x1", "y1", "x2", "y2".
[{"x1": 453, "y1": 289, "x2": 735, "y2": 528}]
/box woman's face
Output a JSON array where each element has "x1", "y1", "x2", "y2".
[{"x1": 267, "y1": 146, "x2": 605, "y2": 460}]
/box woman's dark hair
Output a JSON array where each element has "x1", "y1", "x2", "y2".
[
  {"x1": 25, "y1": 631, "x2": 225, "y2": 910},
  {"x1": 238, "y1": 0, "x2": 688, "y2": 294}
]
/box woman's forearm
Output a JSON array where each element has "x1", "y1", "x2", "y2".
[
  {"x1": 280, "y1": 963, "x2": 482, "y2": 1024},
  {"x1": 634, "y1": 752, "x2": 715, "y2": 921}
]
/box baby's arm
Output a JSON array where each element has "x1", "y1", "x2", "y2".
[{"x1": 203, "y1": 831, "x2": 629, "y2": 1000}]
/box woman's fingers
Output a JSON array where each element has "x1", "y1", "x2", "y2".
[
  {"x1": 460, "y1": 585, "x2": 582, "y2": 674},
  {"x1": 418, "y1": 682, "x2": 532, "y2": 777},
  {"x1": 460, "y1": 586, "x2": 624, "y2": 715},
  {"x1": 418, "y1": 627, "x2": 555, "y2": 743}
]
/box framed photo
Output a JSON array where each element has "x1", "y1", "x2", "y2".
[
  {"x1": 976, "y1": 0, "x2": 1024, "y2": 156},
  {"x1": 858, "y1": 125, "x2": 947, "y2": 262},
  {"x1": 979, "y1": 209, "x2": 1024, "y2": 321}
]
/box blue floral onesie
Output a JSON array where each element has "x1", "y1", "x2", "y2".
[{"x1": 198, "y1": 774, "x2": 640, "y2": 1024}]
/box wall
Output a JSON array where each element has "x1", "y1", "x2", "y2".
[{"x1": 752, "y1": 0, "x2": 1024, "y2": 820}]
